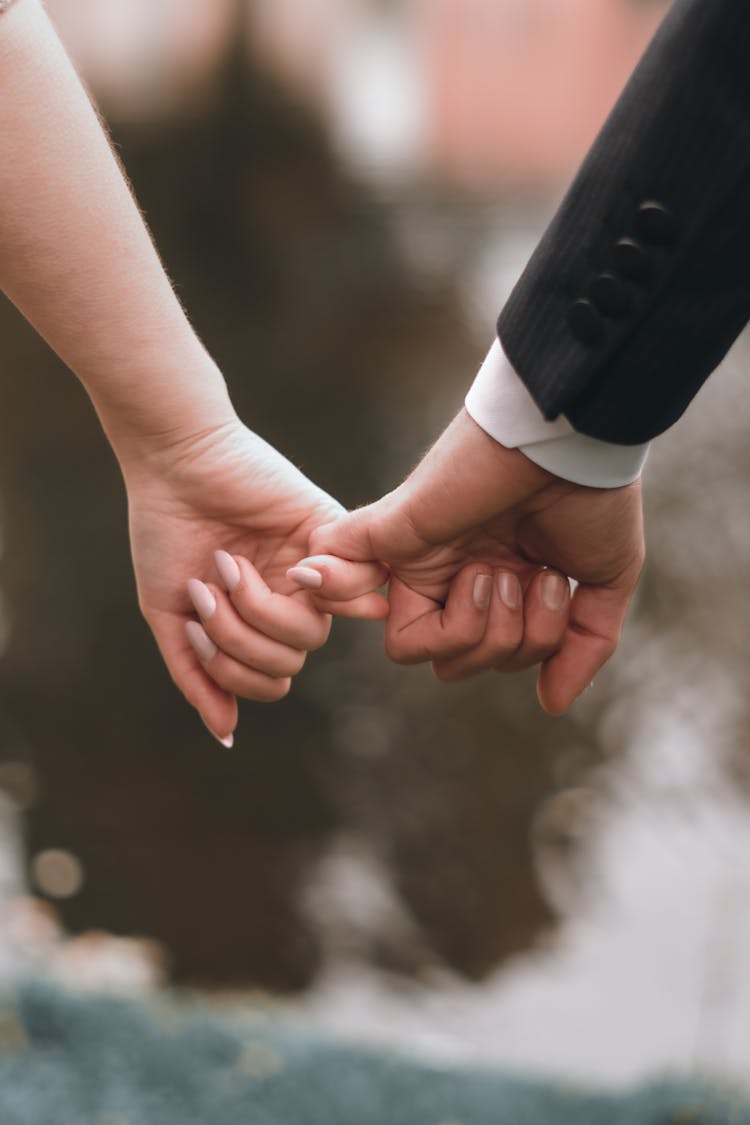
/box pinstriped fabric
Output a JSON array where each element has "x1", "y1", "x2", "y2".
[{"x1": 498, "y1": 0, "x2": 750, "y2": 444}]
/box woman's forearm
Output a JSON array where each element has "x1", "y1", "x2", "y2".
[{"x1": 0, "y1": 0, "x2": 235, "y2": 462}]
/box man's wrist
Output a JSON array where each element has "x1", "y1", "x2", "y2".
[
  {"x1": 516, "y1": 430, "x2": 649, "y2": 489},
  {"x1": 388, "y1": 409, "x2": 554, "y2": 547},
  {"x1": 466, "y1": 338, "x2": 650, "y2": 489}
]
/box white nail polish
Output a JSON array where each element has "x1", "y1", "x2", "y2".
[
  {"x1": 187, "y1": 578, "x2": 217, "y2": 619},
  {"x1": 185, "y1": 620, "x2": 217, "y2": 663},
  {"x1": 202, "y1": 720, "x2": 235, "y2": 748},
  {"x1": 287, "y1": 566, "x2": 323, "y2": 590},
  {"x1": 214, "y1": 550, "x2": 241, "y2": 592}
]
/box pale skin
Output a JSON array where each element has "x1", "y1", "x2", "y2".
[
  {"x1": 2, "y1": 0, "x2": 644, "y2": 729},
  {"x1": 295, "y1": 410, "x2": 645, "y2": 715},
  {"x1": 0, "y1": 0, "x2": 386, "y2": 744}
]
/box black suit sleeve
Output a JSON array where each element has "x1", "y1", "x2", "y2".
[{"x1": 497, "y1": 0, "x2": 750, "y2": 445}]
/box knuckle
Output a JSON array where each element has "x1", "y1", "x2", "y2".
[
  {"x1": 384, "y1": 634, "x2": 417, "y2": 665},
  {"x1": 307, "y1": 527, "x2": 331, "y2": 556},
  {"x1": 225, "y1": 667, "x2": 292, "y2": 702},
  {"x1": 384, "y1": 630, "x2": 407, "y2": 663},
  {"x1": 286, "y1": 650, "x2": 307, "y2": 677},
  {"x1": 431, "y1": 626, "x2": 478, "y2": 661},
  {"x1": 452, "y1": 619, "x2": 484, "y2": 650},
  {"x1": 265, "y1": 677, "x2": 292, "y2": 702},
  {"x1": 496, "y1": 648, "x2": 542, "y2": 675},
  {"x1": 490, "y1": 636, "x2": 523, "y2": 662},
  {"x1": 586, "y1": 635, "x2": 617, "y2": 669},
  {"x1": 231, "y1": 582, "x2": 264, "y2": 620},
  {"x1": 208, "y1": 664, "x2": 239, "y2": 695},
  {"x1": 437, "y1": 640, "x2": 475, "y2": 662},
  {"x1": 432, "y1": 661, "x2": 472, "y2": 683},
  {"x1": 525, "y1": 641, "x2": 559, "y2": 667},
  {"x1": 308, "y1": 617, "x2": 332, "y2": 652},
  {"x1": 486, "y1": 626, "x2": 523, "y2": 662},
  {"x1": 518, "y1": 627, "x2": 559, "y2": 663}
]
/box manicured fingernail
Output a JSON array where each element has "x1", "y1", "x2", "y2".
[
  {"x1": 287, "y1": 566, "x2": 323, "y2": 590},
  {"x1": 498, "y1": 572, "x2": 521, "y2": 610},
  {"x1": 542, "y1": 572, "x2": 568, "y2": 611},
  {"x1": 214, "y1": 550, "x2": 241, "y2": 592},
  {"x1": 185, "y1": 620, "x2": 217, "y2": 663},
  {"x1": 473, "y1": 573, "x2": 492, "y2": 611},
  {"x1": 202, "y1": 719, "x2": 234, "y2": 748},
  {"x1": 187, "y1": 578, "x2": 216, "y2": 620}
]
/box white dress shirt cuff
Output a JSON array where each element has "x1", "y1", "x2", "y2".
[{"x1": 464, "y1": 339, "x2": 649, "y2": 489}]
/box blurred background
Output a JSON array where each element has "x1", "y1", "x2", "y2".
[{"x1": 4, "y1": 0, "x2": 750, "y2": 1090}]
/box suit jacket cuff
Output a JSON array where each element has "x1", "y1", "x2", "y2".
[{"x1": 465, "y1": 339, "x2": 649, "y2": 489}]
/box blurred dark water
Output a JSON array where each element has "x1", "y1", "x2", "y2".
[{"x1": 0, "y1": 42, "x2": 597, "y2": 988}]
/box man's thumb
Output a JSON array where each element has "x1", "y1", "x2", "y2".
[
  {"x1": 307, "y1": 506, "x2": 377, "y2": 563},
  {"x1": 284, "y1": 507, "x2": 387, "y2": 606}
]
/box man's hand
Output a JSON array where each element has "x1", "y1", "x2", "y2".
[{"x1": 297, "y1": 409, "x2": 644, "y2": 714}]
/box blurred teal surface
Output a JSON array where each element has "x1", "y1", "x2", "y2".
[{"x1": 0, "y1": 983, "x2": 745, "y2": 1125}]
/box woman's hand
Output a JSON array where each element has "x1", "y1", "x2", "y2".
[
  {"x1": 121, "y1": 417, "x2": 387, "y2": 745},
  {"x1": 0, "y1": 2, "x2": 386, "y2": 743}
]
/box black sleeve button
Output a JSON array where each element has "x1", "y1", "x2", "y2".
[
  {"x1": 567, "y1": 298, "x2": 604, "y2": 346},
  {"x1": 635, "y1": 200, "x2": 678, "y2": 245},
  {"x1": 589, "y1": 272, "x2": 631, "y2": 318},
  {"x1": 613, "y1": 237, "x2": 652, "y2": 282}
]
